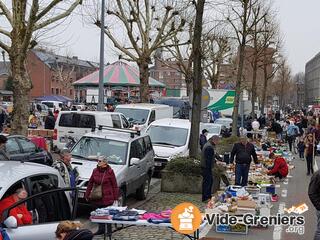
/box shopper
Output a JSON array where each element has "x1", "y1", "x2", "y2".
[
  {"x1": 0, "y1": 135, "x2": 9, "y2": 161},
  {"x1": 85, "y1": 156, "x2": 119, "y2": 235},
  {"x1": 0, "y1": 188, "x2": 32, "y2": 226},
  {"x1": 269, "y1": 119, "x2": 283, "y2": 140},
  {"x1": 44, "y1": 110, "x2": 56, "y2": 130},
  {"x1": 55, "y1": 221, "x2": 93, "y2": 240},
  {"x1": 297, "y1": 137, "x2": 305, "y2": 159},
  {"x1": 230, "y1": 136, "x2": 258, "y2": 186},
  {"x1": 286, "y1": 121, "x2": 300, "y2": 152},
  {"x1": 53, "y1": 149, "x2": 79, "y2": 188},
  {"x1": 199, "y1": 129, "x2": 208, "y2": 150},
  {"x1": 308, "y1": 170, "x2": 320, "y2": 240},
  {"x1": 201, "y1": 136, "x2": 220, "y2": 202},
  {"x1": 266, "y1": 153, "x2": 288, "y2": 179},
  {"x1": 305, "y1": 134, "x2": 315, "y2": 176}
]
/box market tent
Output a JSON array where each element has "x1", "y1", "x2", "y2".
[
  {"x1": 207, "y1": 90, "x2": 235, "y2": 111},
  {"x1": 74, "y1": 61, "x2": 165, "y2": 88},
  {"x1": 35, "y1": 95, "x2": 72, "y2": 103}
]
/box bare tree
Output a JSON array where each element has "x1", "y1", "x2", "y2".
[
  {"x1": 0, "y1": 0, "x2": 82, "y2": 134},
  {"x1": 202, "y1": 30, "x2": 232, "y2": 89},
  {"x1": 226, "y1": 0, "x2": 265, "y2": 135},
  {"x1": 96, "y1": 0, "x2": 188, "y2": 103},
  {"x1": 53, "y1": 63, "x2": 76, "y2": 97},
  {"x1": 189, "y1": 0, "x2": 206, "y2": 158}
]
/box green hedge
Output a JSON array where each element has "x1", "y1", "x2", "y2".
[{"x1": 164, "y1": 157, "x2": 201, "y2": 176}]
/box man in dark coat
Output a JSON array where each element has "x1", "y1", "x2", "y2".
[
  {"x1": 230, "y1": 136, "x2": 258, "y2": 186},
  {"x1": 201, "y1": 135, "x2": 220, "y2": 202},
  {"x1": 44, "y1": 110, "x2": 56, "y2": 130},
  {"x1": 309, "y1": 170, "x2": 320, "y2": 239},
  {"x1": 199, "y1": 129, "x2": 208, "y2": 150}
]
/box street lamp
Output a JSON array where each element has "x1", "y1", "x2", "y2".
[{"x1": 97, "y1": 0, "x2": 106, "y2": 111}]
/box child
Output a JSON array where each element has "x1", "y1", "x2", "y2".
[{"x1": 297, "y1": 137, "x2": 305, "y2": 160}]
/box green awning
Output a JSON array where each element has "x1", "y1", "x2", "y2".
[{"x1": 207, "y1": 90, "x2": 235, "y2": 112}]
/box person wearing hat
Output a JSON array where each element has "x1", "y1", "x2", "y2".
[
  {"x1": 200, "y1": 129, "x2": 209, "y2": 150},
  {"x1": 85, "y1": 156, "x2": 119, "y2": 235},
  {"x1": 53, "y1": 149, "x2": 79, "y2": 188},
  {"x1": 201, "y1": 135, "x2": 220, "y2": 202},
  {"x1": 0, "y1": 135, "x2": 9, "y2": 160},
  {"x1": 230, "y1": 136, "x2": 258, "y2": 186}
]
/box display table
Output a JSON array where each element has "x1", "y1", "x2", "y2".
[{"x1": 90, "y1": 218, "x2": 208, "y2": 240}]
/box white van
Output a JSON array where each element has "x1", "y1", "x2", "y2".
[
  {"x1": 146, "y1": 118, "x2": 191, "y2": 173},
  {"x1": 41, "y1": 101, "x2": 63, "y2": 111},
  {"x1": 53, "y1": 111, "x2": 130, "y2": 150},
  {"x1": 115, "y1": 104, "x2": 173, "y2": 133}
]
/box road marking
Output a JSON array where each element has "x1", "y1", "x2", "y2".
[
  {"x1": 281, "y1": 189, "x2": 288, "y2": 198},
  {"x1": 273, "y1": 202, "x2": 286, "y2": 240}
]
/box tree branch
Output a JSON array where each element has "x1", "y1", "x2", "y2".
[{"x1": 0, "y1": 1, "x2": 13, "y2": 25}]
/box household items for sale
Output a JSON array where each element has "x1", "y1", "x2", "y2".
[{"x1": 112, "y1": 210, "x2": 139, "y2": 221}]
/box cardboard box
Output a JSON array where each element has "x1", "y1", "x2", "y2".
[{"x1": 237, "y1": 200, "x2": 257, "y2": 209}]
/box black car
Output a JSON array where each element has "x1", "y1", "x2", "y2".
[{"x1": 4, "y1": 135, "x2": 53, "y2": 166}]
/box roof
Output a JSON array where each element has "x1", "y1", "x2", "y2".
[
  {"x1": 115, "y1": 103, "x2": 170, "y2": 110},
  {"x1": 0, "y1": 161, "x2": 59, "y2": 197},
  {"x1": 149, "y1": 118, "x2": 191, "y2": 129},
  {"x1": 32, "y1": 50, "x2": 99, "y2": 69},
  {"x1": 73, "y1": 61, "x2": 165, "y2": 88},
  {"x1": 0, "y1": 62, "x2": 10, "y2": 76},
  {"x1": 83, "y1": 129, "x2": 145, "y2": 143}
]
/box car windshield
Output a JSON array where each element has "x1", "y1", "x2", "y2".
[
  {"x1": 201, "y1": 124, "x2": 221, "y2": 135},
  {"x1": 116, "y1": 108, "x2": 149, "y2": 124},
  {"x1": 147, "y1": 125, "x2": 188, "y2": 147},
  {"x1": 71, "y1": 137, "x2": 128, "y2": 165}
]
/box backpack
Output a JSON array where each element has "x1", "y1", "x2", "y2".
[{"x1": 0, "y1": 227, "x2": 11, "y2": 240}]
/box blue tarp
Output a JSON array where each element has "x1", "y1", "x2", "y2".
[{"x1": 35, "y1": 95, "x2": 72, "y2": 103}]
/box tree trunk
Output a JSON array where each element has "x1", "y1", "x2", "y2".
[
  {"x1": 186, "y1": 76, "x2": 193, "y2": 97},
  {"x1": 138, "y1": 61, "x2": 149, "y2": 103},
  {"x1": 261, "y1": 62, "x2": 268, "y2": 115},
  {"x1": 232, "y1": 43, "x2": 246, "y2": 136},
  {"x1": 10, "y1": 56, "x2": 32, "y2": 135},
  {"x1": 251, "y1": 56, "x2": 258, "y2": 118},
  {"x1": 189, "y1": 0, "x2": 205, "y2": 158}
]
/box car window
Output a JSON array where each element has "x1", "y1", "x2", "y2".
[
  {"x1": 111, "y1": 114, "x2": 122, "y2": 128},
  {"x1": 130, "y1": 138, "x2": 145, "y2": 160},
  {"x1": 121, "y1": 114, "x2": 130, "y2": 128},
  {"x1": 59, "y1": 113, "x2": 75, "y2": 127},
  {"x1": 17, "y1": 138, "x2": 36, "y2": 153},
  {"x1": 148, "y1": 110, "x2": 155, "y2": 125},
  {"x1": 144, "y1": 136, "x2": 153, "y2": 152},
  {"x1": 1, "y1": 181, "x2": 25, "y2": 200},
  {"x1": 78, "y1": 114, "x2": 95, "y2": 128},
  {"x1": 6, "y1": 138, "x2": 21, "y2": 155}
]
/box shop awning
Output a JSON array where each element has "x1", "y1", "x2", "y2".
[
  {"x1": 207, "y1": 90, "x2": 235, "y2": 112},
  {"x1": 74, "y1": 61, "x2": 165, "y2": 88}
]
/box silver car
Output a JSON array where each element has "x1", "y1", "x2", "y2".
[
  {"x1": 0, "y1": 161, "x2": 75, "y2": 240},
  {"x1": 71, "y1": 127, "x2": 155, "y2": 205}
]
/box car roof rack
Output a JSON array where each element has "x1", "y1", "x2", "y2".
[{"x1": 91, "y1": 125, "x2": 141, "y2": 138}]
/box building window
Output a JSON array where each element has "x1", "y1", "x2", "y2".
[
  {"x1": 159, "y1": 71, "x2": 163, "y2": 79},
  {"x1": 56, "y1": 88, "x2": 59, "y2": 95},
  {"x1": 70, "y1": 89, "x2": 73, "y2": 96},
  {"x1": 51, "y1": 88, "x2": 54, "y2": 94}
]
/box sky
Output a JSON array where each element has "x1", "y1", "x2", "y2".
[{"x1": 38, "y1": 0, "x2": 320, "y2": 76}]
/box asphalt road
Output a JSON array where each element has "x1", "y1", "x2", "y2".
[{"x1": 204, "y1": 154, "x2": 318, "y2": 240}]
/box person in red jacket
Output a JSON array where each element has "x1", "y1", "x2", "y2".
[
  {"x1": 0, "y1": 188, "x2": 32, "y2": 226},
  {"x1": 85, "y1": 156, "x2": 119, "y2": 235},
  {"x1": 267, "y1": 153, "x2": 288, "y2": 179}
]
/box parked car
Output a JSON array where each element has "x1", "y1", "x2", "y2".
[
  {"x1": 0, "y1": 161, "x2": 76, "y2": 240},
  {"x1": 200, "y1": 123, "x2": 222, "y2": 139},
  {"x1": 115, "y1": 104, "x2": 173, "y2": 133},
  {"x1": 154, "y1": 98, "x2": 191, "y2": 119},
  {"x1": 70, "y1": 127, "x2": 155, "y2": 205},
  {"x1": 4, "y1": 135, "x2": 53, "y2": 166},
  {"x1": 146, "y1": 118, "x2": 191, "y2": 173},
  {"x1": 214, "y1": 117, "x2": 233, "y2": 128},
  {"x1": 41, "y1": 101, "x2": 64, "y2": 111},
  {"x1": 53, "y1": 111, "x2": 131, "y2": 150}
]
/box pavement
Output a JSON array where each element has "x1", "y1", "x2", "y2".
[{"x1": 77, "y1": 154, "x2": 318, "y2": 240}]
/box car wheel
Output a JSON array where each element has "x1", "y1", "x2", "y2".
[
  {"x1": 136, "y1": 177, "x2": 150, "y2": 200},
  {"x1": 118, "y1": 188, "x2": 126, "y2": 206}
]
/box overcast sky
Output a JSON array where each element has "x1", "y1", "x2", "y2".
[{"x1": 46, "y1": 0, "x2": 320, "y2": 75}]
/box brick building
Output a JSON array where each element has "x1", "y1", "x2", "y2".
[{"x1": 150, "y1": 58, "x2": 187, "y2": 97}]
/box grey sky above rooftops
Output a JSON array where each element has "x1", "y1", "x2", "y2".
[{"x1": 3, "y1": 0, "x2": 318, "y2": 75}]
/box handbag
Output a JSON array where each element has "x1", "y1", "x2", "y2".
[{"x1": 89, "y1": 170, "x2": 106, "y2": 201}]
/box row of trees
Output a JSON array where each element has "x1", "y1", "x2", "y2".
[{"x1": 0, "y1": 0, "x2": 296, "y2": 157}]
